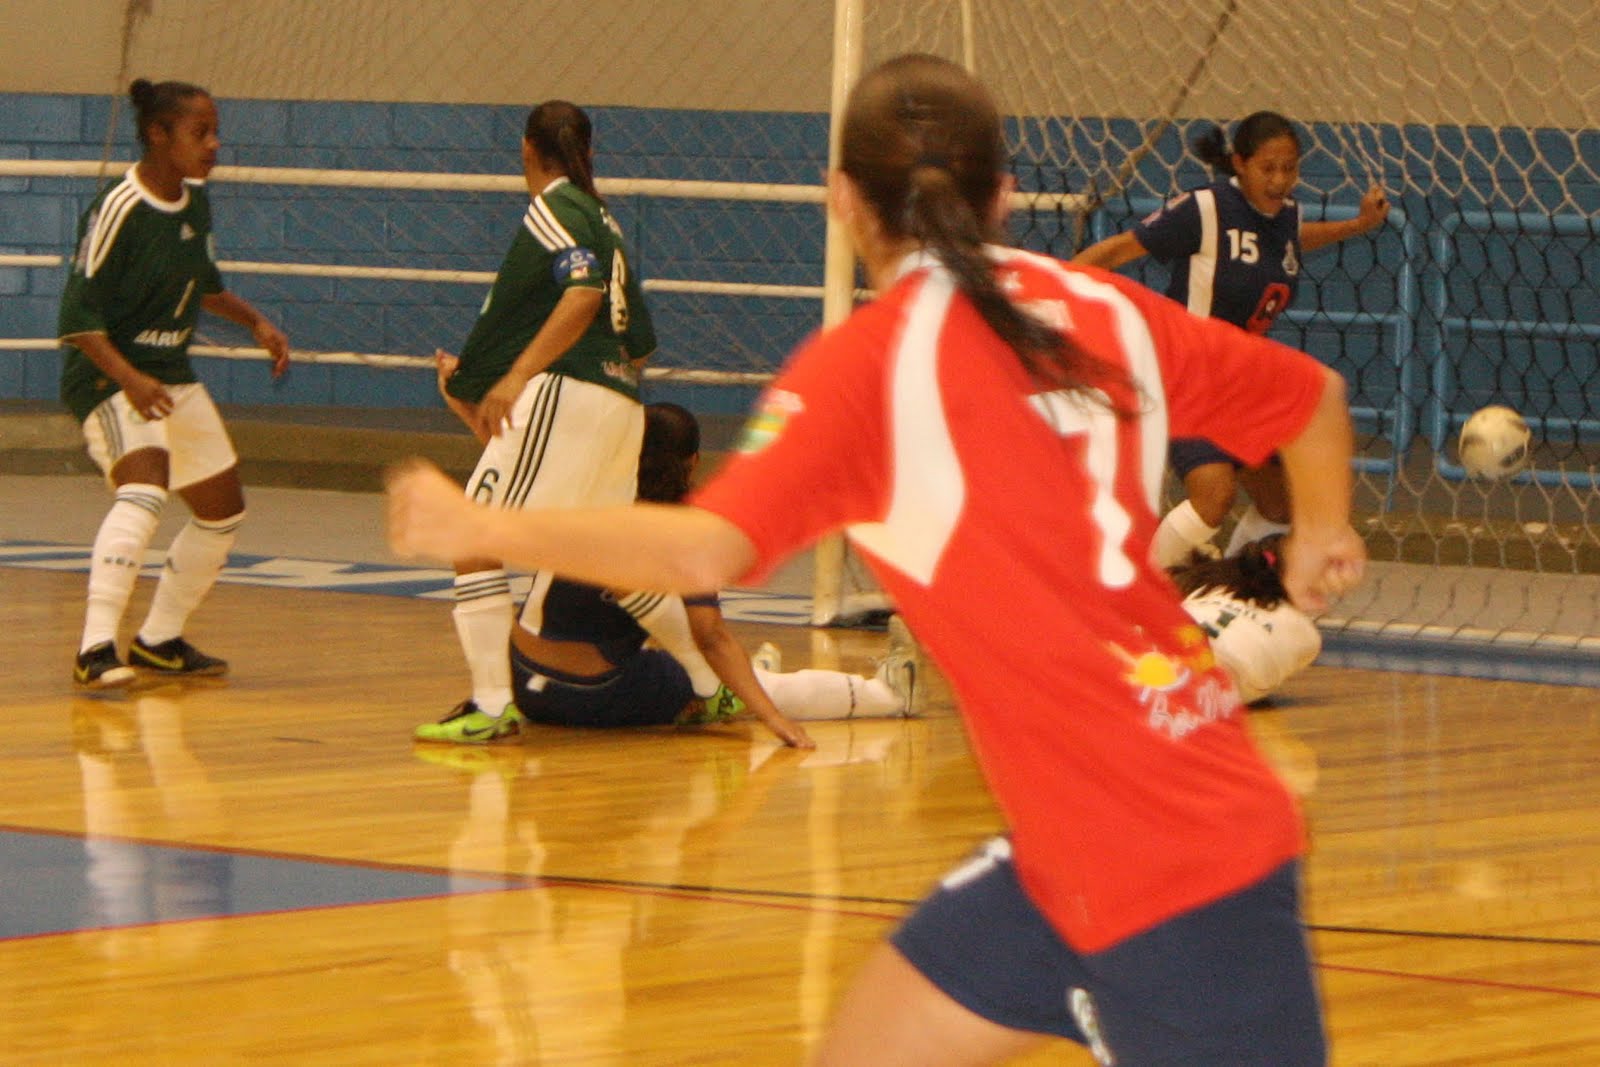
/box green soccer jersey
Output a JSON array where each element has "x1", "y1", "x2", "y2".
[
  {"x1": 447, "y1": 177, "x2": 656, "y2": 405},
  {"x1": 58, "y1": 169, "x2": 226, "y2": 422}
]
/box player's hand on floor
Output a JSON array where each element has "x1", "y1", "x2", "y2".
[
  {"x1": 760, "y1": 710, "x2": 816, "y2": 749},
  {"x1": 386, "y1": 458, "x2": 476, "y2": 563}
]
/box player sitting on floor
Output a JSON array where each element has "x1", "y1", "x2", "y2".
[{"x1": 417, "y1": 403, "x2": 918, "y2": 748}]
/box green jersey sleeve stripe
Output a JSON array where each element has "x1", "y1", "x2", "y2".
[
  {"x1": 85, "y1": 180, "x2": 141, "y2": 279},
  {"x1": 523, "y1": 198, "x2": 578, "y2": 251}
]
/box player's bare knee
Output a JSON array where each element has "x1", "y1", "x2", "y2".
[
  {"x1": 111, "y1": 447, "x2": 170, "y2": 489},
  {"x1": 1189, "y1": 485, "x2": 1236, "y2": 526},
  {"x1": 179, "y1": 466, "x2": 245, "y2": 520}
]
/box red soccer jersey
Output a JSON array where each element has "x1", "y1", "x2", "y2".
[{"x1": 693, "y1": 249, "x2": 1327, "y2": 951}]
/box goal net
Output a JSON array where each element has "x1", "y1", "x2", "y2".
[
  {"x1": 5, "y1": 1, "x2": 1598, "y2": 673},
  {"x1": 817, "y1": 1, "x2": 1600, "y2": 676}
]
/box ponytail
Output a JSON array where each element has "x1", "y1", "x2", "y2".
[
  {"x1": 1190, "y1": 124, "x2": 1235, "y2": 176},
  {"x1": 903, "y1": 163, "x2": 1076, "y2": 388},
  {"x1": 525, "y1": 100, "x2": 601, "y2": 202},
  {"x1": 845, "y1": 54, "x2": 1133, "y2": 405}
]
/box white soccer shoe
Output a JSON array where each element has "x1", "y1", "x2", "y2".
[
  {"x1": 876, "y1": 615, "x2": 919, "y2": 716},
  {"x1": 752, "y1": 641, "x2": 782, "y2": 673}
]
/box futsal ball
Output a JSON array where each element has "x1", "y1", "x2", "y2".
[{"x1": 1458, "y1": 405, "x2": 1531, "y2": 479}]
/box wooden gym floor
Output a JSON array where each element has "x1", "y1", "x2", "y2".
[{"x1": 1, "y1": 474, "x2": 1597, "y2": 1065}]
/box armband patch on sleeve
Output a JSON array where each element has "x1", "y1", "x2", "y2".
[
  {"x1": 553, "y1": 246, "x2": 601, "y2": 285},
  {"x1": 734, "y1": 388, "x2": 805, "y2": 455}
]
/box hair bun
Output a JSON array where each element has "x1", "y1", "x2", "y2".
[
  {"x1": 128, "y1": 78, "x2": 154, "y2": 105},
  {"x1": 1189, "y1": 124, "x2": 1234, "y2": 174}
]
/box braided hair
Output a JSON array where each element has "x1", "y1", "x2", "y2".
[
  {"x1": 841, "y1": 54, "x2": 1130, "y2": 404},
  {"x1": 525, "y1": 100, "x2": 601, "y2": 203}
]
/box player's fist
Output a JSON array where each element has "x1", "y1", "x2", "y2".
[
  {"x1": 1358, "y1": 185, "x2": 1390, "y2": 231},
  {"x1": 1282, "y1": 525, "x2": 1366, "y2": 614},
  {"x1": 386, "y1": 458, "x2": 476, "y2": 563}
]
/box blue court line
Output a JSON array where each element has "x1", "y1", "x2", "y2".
[
  {"x1": 0, "y1": 541, "x2": 814, "y2": 624},
  {"x1": 0, "y1": 824, "x2": 519, "y2": 942}
]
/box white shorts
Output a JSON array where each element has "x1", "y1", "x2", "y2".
[
  {"x1": 83, "y1": 383, "x2": 239, "y2": 490},
  {"x1": 465, "y1": 373, "x2": 643, "y2": 512}
]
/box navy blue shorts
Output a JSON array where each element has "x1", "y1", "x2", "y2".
[
  {"x1": 890, "y1": 838, "x2": 1325, "y2": 1065},
  {"x1": 510, "y1": 645, "x2": 694, "y2": 728},
  {"x1": 1169, "y1": 438, "x2": 1283, "y2": 479},
  {"x1": 1169, "y1": 436, "x2": 1243, "y2": 478}
]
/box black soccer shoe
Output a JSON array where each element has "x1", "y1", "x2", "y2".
[
  {"x1": 129, "y1": 635, "x2": 229, "y2": 677},
  {"x1": 74, "y1": 641, "x2": 137, "y2": 689}
]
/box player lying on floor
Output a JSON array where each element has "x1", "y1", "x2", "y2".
[
  {"x1": 1170, "y1": 534, "x2": 1323, "y2": 703},
  {"x1": 416, "y1": 401, "x2": 916, "y2": 748}
]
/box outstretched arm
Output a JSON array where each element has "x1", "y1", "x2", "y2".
[
  {"x1": 1071, "y1": 230, "x2": 1149, "y2": 271},
  {"x1": 1301, "y1": 185, "x2": 1389, "y2": 253},
  {"x1": 387, "y1": 457, "x2": 757, "y2": 595}
]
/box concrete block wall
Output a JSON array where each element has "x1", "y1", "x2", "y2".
[{"x1": 2, "y1": 94, "x2": 1597, "y2": 450}]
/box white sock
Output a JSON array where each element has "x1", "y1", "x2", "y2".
[
  {"x1": 1224, "y1": 506, "x2": 1290, "y2": 558},
  {"x1": 618, "y1": 590, "x2": 722, "y2": 698},
  {"x1": 82, "y1": 484, "x2": 167, "y2": 652},
  {"x1": 1151, "y1": 499, "x2": 1221, "y2": 568},
  {"x1": 453, "y1": 569, "x2": 514, "y2": 715},
  {"x1": 138, "y1": 512, "x2": 242, "y2": 645},
  {"x1": 753, "y1": 667, "x2": 903, "y2": 720}
]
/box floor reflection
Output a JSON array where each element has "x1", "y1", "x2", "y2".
[{"x1": 412, "y1": 718, "x2": 926, "y2": 1064}]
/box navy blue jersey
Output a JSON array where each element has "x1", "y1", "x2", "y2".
[
  {"x1": 1132, "y1": 179, "x2": 1302, "y2": 334},
  {"x1": 528, "y1": 579, "x2": 717, "y2": 666}
]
